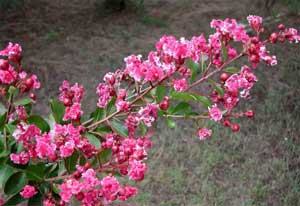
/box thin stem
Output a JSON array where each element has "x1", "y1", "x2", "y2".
[
  {"x1": 87, "y1": 76, "x2": 168, "y2": 131},
  {"x1": 82, "y1": 118, "x2": 94, "y2": 126},
  {"x1": 186, "y1": 53, "x2": 244, "y2": 91},
  {"x1": 164, "y1": 114, "x2": 209, "y2": 119}
]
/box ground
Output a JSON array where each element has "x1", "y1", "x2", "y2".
[{"x1": 0, "y1": 0, "x2": 300, "y2": 205}]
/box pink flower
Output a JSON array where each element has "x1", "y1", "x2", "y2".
[
  {"x1": 198, "y1": 128, "x2": 212, "y2": 140},
  {"x1": 116, "y1": 100, "x2": 130, "y2": 112},
  {"x1": 43, "y1": 198, "x2": 55, "y2": 206},
  {"x1": 20, "y1": 185, "x2": 37, "y2": 199},
  {"x1": 59, "y1": 179, "x2": 84, "y2": 202},
  {"x1": 13, "y1": 123, "x2": 41, "y2": 144},
  {"x1": 227, "y1": 46, "x2": 237, "y2": 59},
  {"x1": 35, "y1": 134, "x2": 56, "y2": 159},
  {"x1": 188, "y1": 35, "x2": 208, "y2": 62},
  {"x1": 100, "y1": 176, "x2": 120, "y2": 202},
  {"x1": 10, "y1": 152, "x2": 29, "y2": 165},
  {"x1": 125, "y1": 115, "x2": 139, "y2": 134},
  {"x1": 128, "y1": 160, "x2": 147, "y2": 181},
  {"x1": 59, "y1": 81, "x2": 84, "y2": 104},
  {"x1": 59, "y1": 141, "x2": 75, "y2": 157},
  {"x1": 0, "y1": 65, "x2": 17, "y2": 84},
  {"x1": 173, "y1": 78, "x2": 187, "y2": 92},
  {"x1": 138, "y1": 103, "x2": 158, "y2": 127},
  {"x1": 247, "y1": 15, "x2": 263, "y2": 31},
  {"x1": 283, "y1": 28, "x2": 300, "y2": 43},
  {"x1": 81, "y1": 169, "x2": 100, "y2": 188},
  {"x1": 15, "y1": 105, "x2": 27, "y2": 121},
  {"x1": 118, "y1": 186, "x2": 138, "y2": 201},
  {"x1": 222, "y1": 93, "x2": 239, "y2": 109},
  {"x1": 208, "y1": 104, "x2": 223, "y2": 121},
  {"x1": 0, "y1": 42, "x2": 22, "y2": 62},
  {"x1": 96, "y1": 83, "x2": 113, "y2": 108},
  {"x1": 63, "y1": 102, "x2": 83, "y2": 121},
  {"x1": 0, "y1": 197, "x2": 4, "y2": 205},
  {"x1": 210, "y1": 18, "x2": 249, "y2": 43},
  {"x1": 124, "y1": 54, "x2": 143, "y2": 82}
]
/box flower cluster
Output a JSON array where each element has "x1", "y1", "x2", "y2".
[
  {"x1": 20, "y1": 185, "x2": 37, "y2": 199},
  {"x1": 0, "y1": 15, "x2": 299, "y2": 206},
  {"x1": 59, "y1": 80, "x2": 84, "y2": 121},
  {"x1": 58, "y1": 167, "x2": 138, "y2": 205},
  {"x1": 0, "y1": 43, "x2": 40, "y2": 93}
]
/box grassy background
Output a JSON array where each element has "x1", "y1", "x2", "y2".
[{"x1": 0, "y1": 0, "x2": 299, "y2": 205}]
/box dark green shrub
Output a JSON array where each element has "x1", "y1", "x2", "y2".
[
  {"x1": 0, "y1": 0, "x2": 24, "y2": 13},
  {"x1": 282, "y1": 0, "x2": 300, "y2": 13},
  {"x1": 96, "y1": 0, "x2": 144, "y2": 12}
]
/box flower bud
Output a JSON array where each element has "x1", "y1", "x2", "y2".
[
  {"x1": 24, "y1": 78, "x2": 34, "y2": 89},
  {"x1": 231, "y1": 123, "x2": 240, "y2": 132},
  {"x1": 259, "y1": 28, "x2": 265, "y2": 33},
  {"x1": 278, "y1": 24, "x2": 285, "y2": 31},
  {"x1": 84, "y1": 162, "x2": 91, "y2": 169},
  {"x1": 245, "y1": 110, "x2": 255, "y2": 118},
  {"x1": 223, "y1": 119, "x2": 231, "y2": 127},
  {"x1": 251, "y1": 37, "x2": 259, "y2": 44},
  {"x1": 75, "y1": 192, "x2": 84, "y2": 201},
  {"x1": 269, "y1": 32, "x2": 278, "y2": 43},
  {"x1": 73, "y1": 171, "x2": 81, "y2": 179},
  {"x1": 63, "y1": 97, "x2": 72, "y2": 106},
  {"x1": 220, "y1": 73, "x2": 229, "y2": 82},
  {"x1": 249, "y1": 54, "x2": 259, "y2": 63},
  {"x1": 29, "y1": 93, "x2": 36, "y2": 101},
  {"x1": 0, "y1": 59, "x2": 9, "y2": 70},
  {"x1": 159, "y1": 96, "x2": 169, "y2": 111}
]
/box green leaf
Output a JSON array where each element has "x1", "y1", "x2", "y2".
[
  {"x1": 85, "y1": 133, "x2": 101, "y2": 149},
  {"x1": 0, "y1": 112, "x2": 6, "y2": 128},
  {"x1": 107, "y1": 97, "x2": 116, "y2": 115},
  {"x1": 187, "y1": 59, "x2": 200, "y2": 82},
  {"x1": 139, "y1": 123, "x2": 147, "y2": 136},
  {"x1": 0, "y1": 102, "x2": 6, "y2": 115},
  {"x1": 6, "y1": 86, "x2": 17, "y2": 102},
  {"x1": 4, "y1": 172, "x2": 27, "y2": 195},
  {"x1": 23, "y1": 103, "x2": 32, "y2": 115},
  {"x1": 3, "y1": 193, "x2": 23, "y2": 206},
  {"x1": 26, "y1": 164, "x2": 45, "y2": 181},
  {"x1": 28, "y1": 192, "x2": 43, "y2": 206},
  {"x1": 0, "y1": 165, "x2": 14, "y2": 190},
  {"x1": 90, "y1": 108, "x2": 105, "y2": 122},
  {"x1": 14, "y1": 97, "x2": 33, "y2": 106},
  {"x1": 95, "y1": 126, "x2": 112, "y2": 134},
  {"x1": 224, "y1": 66, "x2": 240, "y2": 74},
  {"x1": 207, "y1": 79, "x2": 224, "y2": 96},
  {"x1": 50, "y1": 99, "x2": 65, "y2": 124},
  {"x1": 52, "y1": 184, "x2": 60, "y2": 194},
  {"x1": 65, "y1": 151, "x2": 79, "y2": 173},
  {"x1": 166, "y1": 119, "x2": 176, "y2": 129},
  {"x1": 27, "y1": 115, "x2": 50, "y2": 132},
  {"x1": 99, "y1": 149, "x2": 112, "y2": 164},
  {"x1": 111, "y1": 119, "x2": 129, "y2": 137},
  {"x1": 4, "y1": 124, "x2": 16, "y2": 135},
  {"x1": 156, "y1": 85, "x2": 166, "y2": 102},
  {"x1": 170, "y1": 102, "x2": 192, "y2": 115},
  {"x1": 0, "y1": 150, "x2": 10, "y2": 158},
  {"x1": 170, "y1": 91, "x2": 212, "y2": 107}
]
